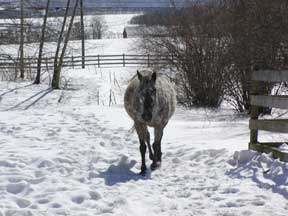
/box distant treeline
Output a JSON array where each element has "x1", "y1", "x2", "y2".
[
  {"x1": 130, "y1": 10, "x2": 172, "y2": 26},
  {"x1": 0, "y1": 7, "x2": 172, "y2": 19}
]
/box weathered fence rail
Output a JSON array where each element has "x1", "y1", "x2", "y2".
[
  {"x1": 0, "y1": 54, "x2": 174, "y2": 70},
  {"x1": 249, "y1": 70, "x2": 288, "y2": 162}
]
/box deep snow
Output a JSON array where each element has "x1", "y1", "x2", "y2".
[
  {"x1": 0, "y1": 14, "x2": 288, "y2": 216},
  {"x1": 0, "y1": 61, "x2": 287, "y2": 216}
]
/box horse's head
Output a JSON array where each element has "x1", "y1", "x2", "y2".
[{"x1": 137, "y1": 70, "x2": 157, "y2": 122}]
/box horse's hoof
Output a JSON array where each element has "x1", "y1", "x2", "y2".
[
  {"x1": 139, "y1": 169, "x2": 146, "y2": 176},
  {"x1": 150, "y1": 161, "x2": 161, "y2": 171}
]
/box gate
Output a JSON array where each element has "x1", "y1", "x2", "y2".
[{"x1": 249, "y1": 70, "x2": 288, "y2": 161}]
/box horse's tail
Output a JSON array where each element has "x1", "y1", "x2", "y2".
[{"x1": 128, "y1": 124, "x2": 136, "y2": 133}]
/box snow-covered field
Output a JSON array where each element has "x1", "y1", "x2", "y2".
[
  {"x1": 0, "y1": 14, "x2": 139, "y2": 58},
  {"x1": 0, "y1": 14, "x2": 288, "y2": 216}
]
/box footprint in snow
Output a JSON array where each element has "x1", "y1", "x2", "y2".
[
  {"x1": 5, "y1": 210, "x2": 33, "y2": 216},
  {"x1": 50, "y1": 203, "x2": 62, "y2": 208},
  {"x1": 16, "y1": 198, "x2": 31, "y2": 208},
  {"x1": 89, "y1": 191, "x2": 102, "y2": 200},
  {"x1": 220, "y1": 188, "x2": 239, "y2": 194},
  {"x1": 219, "y1": 201, "x2": 245, "y2": 208},
  {"x1": 71, "y1": 195, "x2": 86, "y2": 204},
  {"x1": 38, "y1": 198, "x2": 50, "y2": 204},
  {"x1": 211, "y1": 197, "x2": 225, "y2": 202},
  {"x1": 6, "y1": 182, "x2": 29, "y2": 195},
  {"x1": 251, "y1": 200, "x2": 265, "y2": 206}
]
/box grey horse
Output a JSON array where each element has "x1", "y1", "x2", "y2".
[{"x1": 124, "y1": 70, "x2": 176, "y2": 175}]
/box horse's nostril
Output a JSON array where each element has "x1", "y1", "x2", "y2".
[{"x1": 142, "y1": 113, "x2": 152, "y2": 121}]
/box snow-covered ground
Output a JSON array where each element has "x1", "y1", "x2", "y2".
[
  {"x1": 0, "y1": 14, "x2": 288, "y2": 216},
  {"x1": 0, "y1": 13, "x2": 139, "y2": 57}
]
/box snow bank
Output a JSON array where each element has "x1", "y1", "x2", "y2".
[
  {"x1": 228, "y1": 150, "x2": 288, "y2": 198},
  {"x1": 279, "y1": 143, "x2": 288, "y2": 153}
]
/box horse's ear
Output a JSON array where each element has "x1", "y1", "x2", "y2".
[
  {"x1": 137, "y1": 70, "x2": 142, "y2": 81},
  {"x1": 151, "y1": 72, "x2": 157, "y2": 83}
]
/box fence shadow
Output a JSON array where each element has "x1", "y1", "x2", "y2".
[
  {"x1": 0, "y1": 83, "x2": 33, "y2": 98},
  {"x1": 7, "y1": 88, "x2": 53, "y2": 111},
  {"x1": 25, "y1": 89, "x2": 53, "y2": 110}
]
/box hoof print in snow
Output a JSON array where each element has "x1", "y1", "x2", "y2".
[
  {"x1": 6, "y1": 182, "x2": 28, "y2": 194},
  {"x1": 38, "y1": 198, "x2": 50, "y2": 204},
  {"x1": 5, "y1": 210, "x2": 33, "y2": 216},
  {"x1": 221, "y1": 188, "x2": 239, "y2": 194},
  {"x1": 251, "y1": 200, "x2": 265, "y2": 206},
  {"x1": 72, "y1": 195, "x2": 85, "y2": 204},
  {"x1": 16, "y1": 198, "x2": 31, "y2": 208},
  {"x1": 89, "y1": 191, "x2": 102, "y2": 200},
  {"x1": 51, "y1": 203, "x2": 62, "y2": 208},
  {"x1": 36, "y1": 159, "x2": 54, "y2": 168}
]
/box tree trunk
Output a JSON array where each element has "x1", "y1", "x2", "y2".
[
  {"x1": 34, "y1": 0, "x2": 50, "y2": 84},
  {"x1": 19, "y1": 0, "x2": 25, "y2": 79},
  {"x1": 80, "y1": 0, "x2": 85, "y2": 68},
  {"x1": 52, "y1": 0, "x2": 80, "y2": 89}
]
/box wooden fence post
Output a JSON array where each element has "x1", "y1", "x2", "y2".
[
  {"x1": 109, "y1": 89, "x2": 112, "y2": 106},
  {"x1": 72, "y1": 55, "x2": 74, "y2": 69},
  {"x1": 98, "y1": 55, "x2": 100, "y2": 68},
  {"x1": 148, "y1": 54, "x2": 150, "y2": 67},
  {"x1": 249, "y1": 79, "x2": 260, "y2": 146},
  {"x1": 123, "y1": 54, "x2": 125, "y2": 67}
]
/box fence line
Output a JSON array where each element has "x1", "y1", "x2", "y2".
[
  {"x1": 249, "y1": 70, "x2": 288, "y2": 162},
  {"x1": 0, "y1": 54, "x2": 175, "y2": 70}
]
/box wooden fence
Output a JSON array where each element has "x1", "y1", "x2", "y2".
[
  {"x1": 249, "y1": 70, "x2": 288, "y2": 162},
  {"x1": 0, "y1": 54, "x2": 174, "y2": 70}
]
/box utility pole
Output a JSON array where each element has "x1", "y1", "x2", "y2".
[
  {"x1": 20, "y1": 0, "x2": 25, "y2": 79},
  {"x1": 80, "y1": 0, "x2": 85, "y2": 68}
]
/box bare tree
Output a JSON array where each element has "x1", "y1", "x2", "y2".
[
  {"x1": 19, "y1": 0, "x2": 25, "y2": 79},
  {"x1": 90, "y1": 16, "x2": 107, "y2": 40},
  {"x1": 222, "y1": 0, "x2": 288, "y2": 112},
  {"x1": 80, "y1": 0, "x2": 85, "y2": 68},
  {"x1": 52, "y1": 0, "x2": 80, "y2": 89},
  {"x1": 34, "y1": 0, "x2": 51, "y2": 84},
  {"x1": 139, "y1": 2, "x2": 229, "y2": 108}
]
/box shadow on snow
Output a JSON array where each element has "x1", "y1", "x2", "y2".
[
  {"x1": 97, "y1": 156, "x2": 151, "y2": 186},
  {"x1": 226, "y1": 151, "x2": 288, "y2": 199}
]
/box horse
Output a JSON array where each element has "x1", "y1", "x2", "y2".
[{"x1": 124, "y1": 69, "x2": 176, "y2": 175}]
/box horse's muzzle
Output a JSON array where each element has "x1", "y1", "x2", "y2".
[{"x1": 142, "y1": 113, "x2": 152, "y2": 122}]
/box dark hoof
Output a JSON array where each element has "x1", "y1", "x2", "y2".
[
  {"x1": 139, "y1": 169, "x2": 146, "y2": 176},
  {"x1": 150, "y1": 161, "x2": 161, "y2": 171},
  {"x1": 139, "y1": 165, "x2": 147, "y2": 176}
]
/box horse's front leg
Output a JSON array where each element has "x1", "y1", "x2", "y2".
[
  {"x1": 135, "y1": 123, "x2": 148, "y2": 175},
  {"x1": 145, "y1": 128, "x2": 154, "y2": 161},
  {"x1": 151, "y1": 126, "x2": 164, "y2": 171}
]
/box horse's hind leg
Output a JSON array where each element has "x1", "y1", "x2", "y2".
[
  {"x1": 135, "y1": 123, "x2": 148, "y2": 175},
  {"x1": 145, "y1": 128, "x2": 154, "y2": 161},
  {"x1": 151, "y1": 127, "x2": 164, "y2": 170}
]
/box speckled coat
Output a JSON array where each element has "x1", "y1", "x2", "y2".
[{"x1": 124, "y1": 70, "x2": 176, "y2": 128}]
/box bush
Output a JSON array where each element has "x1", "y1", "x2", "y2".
[
  {"x1": 137, "y1": 0, "x2": 288, "y2": 112},
  {"x1": 139, "y1": 3, "x2": 229, "y2": 108}
]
